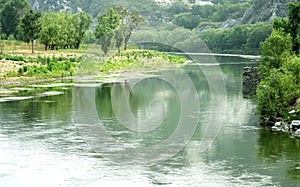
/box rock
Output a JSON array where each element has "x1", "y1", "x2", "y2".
[
  {"x1": 242, "y1": 67, "x2": 261, "y2": 98},
  {"x1": 221, "y1": 19, "x2": 239, "y2": 28},
  {"x1": 240, "y1": 0, "x2": 291, "y2": 24}
]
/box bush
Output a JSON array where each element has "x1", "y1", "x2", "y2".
[
  {"x1": 23, "y1": 66, "x2": 28, "y2": 72},
  {"x1": 18, "y1": 67, "x2": 24, "y2": 75},
  {"x1": 257, "y1": 69, "x2": 299, "y2": 118}
]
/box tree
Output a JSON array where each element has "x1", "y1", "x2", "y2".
[
  {"x1": 288, "y1": 2, "x2": 300, "y2": 54},
  {"x1": 20, "y1": 10, "x2": 41, "y2": 53},
  {"x1": 283, "y1": 56, "x2": 300, "y2": 85},
  {"x1": 260, "y1": 29, "x2": 293, "y2": 76},
  {"x1": 0, "y1": 0, "x2": 29, "y2": 38},
  {"x1": 39, "y1": 11, "x2": 92, "y2": 50},
  {"x1": 257, "y1": 69, "x2": 299, "y2": 118},
  {"x1": 173, "y1": 13, "x2": 201, "y2": 29},
  {"x1": 95, "y1": 7, "x2": 145, "y2": 54},
  {"x1": 74, "y1": 12, "x2": 93, "y2": 49},
  {"x1": 246, "y1": 23, "x2": 272, "y2": 53},
  {"x1": 273, "y1": 17, "x2": 290, "y2": 33},
  {"x1": 115, "y1": 27, "x2": 124, "y2": 53},
  {"x1": 165, "y1": 0, "x2": 189, "y2": 17},
  {"x1": 95, "y1": 8, "x2": 121, "y2": 55},
  {"x1": 122, "y1": 10, "x2": 145, "y2": 50},
  {"x1": 39, "y1": 11, "x2": 60, "y2": 50}
]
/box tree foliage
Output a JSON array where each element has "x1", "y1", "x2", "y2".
[
  {"x1": 199, "y1": 22, "x2": 272, "y2": 55},
  {"x1": 170, "y1": 2, "x2": 250, "y2": 29},
  {"x1": 260, "y1": 29, "x2": 292, "y2": 75},
  {"x1": 0, "y1": 0, "x2": 30, "y2": 38},
  {"x1": 257, "y1": 2, "x2": 300, "y2": 121},
  {"x1": 39, "y1": 11, "x2": 92, "y2": 50},
  {"x1": 288, "y1": 2, "x2": 300, "y2": 53},
  {"x1": 257, "y1": 69, "x2": 298, "y2": 118},
  {"x1": 95, "y1": 7, "x2": 145, "y2": 54},
  {"x1": 19, "y1": 10, "x2": 41, "y2": 53}
]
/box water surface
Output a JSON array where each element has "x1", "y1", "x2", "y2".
[{"x1": 0, "y1": 57, "x2": 299, "y2": 186}]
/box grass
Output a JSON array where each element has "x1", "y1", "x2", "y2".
[
  {"x1": 0, "y1": 40, "x2": 188, "y2": 86},
  {"x1": 101, "y1": 50, "x2": 187, "y2": 73}
]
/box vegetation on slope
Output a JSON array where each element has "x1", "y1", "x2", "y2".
[{"x1": 257, "y1": 2, "x2": 300, "y2": 123}]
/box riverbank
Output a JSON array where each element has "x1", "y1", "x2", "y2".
[{"x1": 0, "y1": 48, "x2": 188, "y2": 88}]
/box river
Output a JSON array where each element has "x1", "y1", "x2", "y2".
[{"x1": 0, "y1": 56, "x2": 299, "y2": 187}]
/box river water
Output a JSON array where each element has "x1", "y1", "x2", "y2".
[{"x1": 0, "y1": 56, "x2": 300, "y2": 187}]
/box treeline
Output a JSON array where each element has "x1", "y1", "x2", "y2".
[
  {"x1": 199, "y1": 22, "x2": 272, "y2": 55},
  {"x1": 38, "y1": 11, "x2": 92, "y2": 50},
  {"x1": 0, "y1": 0, "x2": 93, "y2": 52},
  {"x1": 0, "y1": 0, "x2": 144, "y2": 54},
  {"x1": 257, "y1": 2, "x2": 300, "y2": 123}
]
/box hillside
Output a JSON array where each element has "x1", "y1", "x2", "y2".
[
  {"x1": 28, "y1": 0, "x2": 160, "y2": 19},
  {"x1": 241, "y1": 0, "x2": 299, "y2": 24},
  {"x1": 28, "y1": 0, "x2": 293, "y2": 25}
]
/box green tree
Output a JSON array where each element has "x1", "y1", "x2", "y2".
[
  {"x1": 115, "y1": 27, "x2": 124, "y2": 53},
  {"x1": 283, "y1": 56, "x2": 300, "y2": 85},
  {"x1": 39, "y1": 11, "x2": 92, "y2": 50},
  {"x1": 288, "y1": 2, "x2": 300, "y2": 53},
  {"x1": 0, "y1": 0, "x2": 29, "y2": 38},
  {"x1": 39, "y1": 11, "x2": 60, "y2": 50},
  {"x1": 257, "y1": 69, "x2": 299, "y2": 118},
  {"x1": 260, "y1": 29, "x2": 293, "y2": 76},
  {"x1": 19, "y1": 10, "x2": 41, "y2": 53},
  {"x1": 95, "y1": 8, "x2": 121, "y2": 55},
  {"x1": 74, "y1": 12, "x2": 93, "y2": 49},
  {"x1": 165, "y1": 0, "x2": 189, "y2": 17},
  {"x1": 272, "y1": 17, "x2": 290, "y2": 33},
  {"x1": 246, "y1": 23, "x2": 272, "y2": 54},
  {"x1": 122, "y1": 10, "x2": 145, "y2": 50},
  {"x1": 173, "y1": 13, "x2": 201, "y2": 29}
]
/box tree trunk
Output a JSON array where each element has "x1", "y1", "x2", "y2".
[
  {"x1": 31, "y1": 40, "x2": 34, "y2": 53},
  {"x1": 124, "y1": 32, "x2": 132, "y2": 51}
]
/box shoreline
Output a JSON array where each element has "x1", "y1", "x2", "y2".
[{"x1": 0, "y1": 76, "x2": 74, "y2": 88}]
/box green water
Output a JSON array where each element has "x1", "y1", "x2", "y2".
[{"x1": 0, "y1": 57, "x2": 299, "y2": 186}]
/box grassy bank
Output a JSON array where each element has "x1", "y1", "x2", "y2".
[{"x1": 0, "y1": 41, "x2": 188, "y2": 87}]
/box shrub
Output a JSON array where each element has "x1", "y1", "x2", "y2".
[
  {"x1": 257, "y1": 69, "x2": 299, "y2": 118},
  {"x1": 18, "y1": 67, "x2": 24, "y2": 75}
]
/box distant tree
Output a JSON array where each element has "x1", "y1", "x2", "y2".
[
  {"x1": 39, "y1": 11, "x2": 92, "y2": 50},
  {"x1": 95, "y1": 8, "x2": 121, "y2": 55},
  {"x1": 0, "y1": 0, "x2": 29, "y2": 38},
  {"x1": 115, "y1": 27, "x2": 124, "y2": 53},
  {"x1": 74, "y1": 12, "x2": 93, "y2": 49},
  {"x1": 95, "y1": 7, "x2": 145, "y2": 54},
  {"x1": 38, "y1": 11, "x2": 57, "y2": 50},
  {"x1": 83, "y1": 30, "x2": 96, "y2": 44},
  {"x1": 173, "y1": 13, "x2": 201, "y2": 29},
  {"x1": 19, "y1": 10, "x2": 41, "y2": 53},
  {"x1": 165, "y1": 0, "x2": 189, "y2": 17},
  {"x1": 246, "y1": 23, "x2": 272, "y2": 53},
  {"x1": 122, "y1": 10, "x2": 145, "y2": 50}
]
